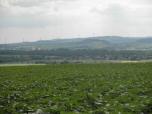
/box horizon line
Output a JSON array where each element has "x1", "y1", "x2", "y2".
[{"x1": 1, "y1": 35, "x2": 152, "y2": 45}]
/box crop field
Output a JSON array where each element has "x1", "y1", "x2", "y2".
[{"x1": 0, "y1": 63, "x2": 152, "y2": 114}]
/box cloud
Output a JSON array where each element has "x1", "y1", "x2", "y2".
[
  {"x1": 0, "y1": 0, "x2": 49, "y2": 7},
  {"x1": 0, "y1": 0, "x2": 152, "y2": 43},
  {"x1": 0, "y1": 0, "x2": 91, "y2": 28},
  {"x1": 0, "y1": 0, "x2": 78, "y2": 8}
]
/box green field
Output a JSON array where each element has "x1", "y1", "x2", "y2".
[{"x1": 0, "y1": 63, "x2": 152, "y2": 114}]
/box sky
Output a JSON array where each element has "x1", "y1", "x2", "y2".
[{"x1": 0, "y1": 0, "x2": 152, "y2": 43}]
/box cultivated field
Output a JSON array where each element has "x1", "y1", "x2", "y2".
[{"x1": 0, "y1": 63, "x2": 152, "y2": 114}]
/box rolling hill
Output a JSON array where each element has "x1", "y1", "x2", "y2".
[{"x1": 1, "y1": 36, "x2": 152, "y2": 50}]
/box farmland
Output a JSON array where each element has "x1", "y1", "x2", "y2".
[{"x1": 0, "y1": 63, "x2": 152, "y2": 114}]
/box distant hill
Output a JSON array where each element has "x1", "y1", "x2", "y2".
[{"x1": 1, "y1": 36, "x2": 152, "y2": 50}]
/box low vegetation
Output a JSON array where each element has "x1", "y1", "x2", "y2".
[{"x1": 0, "y1": 63, "x2": 152, "y2": 114}]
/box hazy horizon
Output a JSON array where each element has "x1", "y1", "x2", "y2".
[
  {"x1": 1, "y1": 35, "x2": 152, "y2": 45},
  {"x1": 0, "y1": 0, "x2": 152, "y2": 43}
]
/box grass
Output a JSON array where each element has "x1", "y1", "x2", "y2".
[{"x1": 0, "y1": 63, "x2": 152, "y2": 114}]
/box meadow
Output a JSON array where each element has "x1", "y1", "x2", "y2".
[{"x1": 0, "y1": 63, "x2": 152, "y2": 114}]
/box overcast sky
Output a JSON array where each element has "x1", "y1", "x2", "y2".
[{"x1": 0, "y1": 0, "x2": 152, "y2": 43}]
